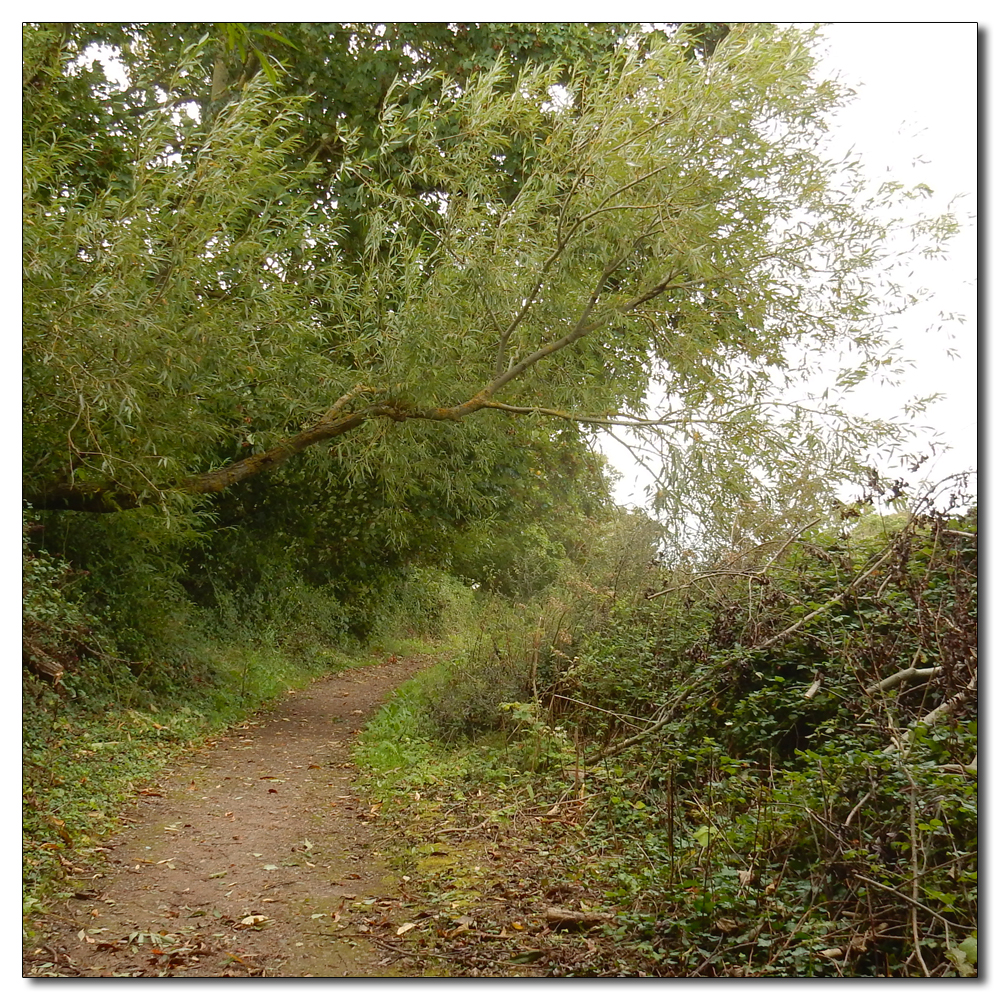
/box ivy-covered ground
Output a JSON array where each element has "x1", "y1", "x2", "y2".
[{"x1": 350, "y1": 494, "x2": 978, "y2": 978}]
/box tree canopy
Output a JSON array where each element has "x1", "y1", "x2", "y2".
[{"x1": 24, "y1": 22, "x2": 956, "y2": 552}]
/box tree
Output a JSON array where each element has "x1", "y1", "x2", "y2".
[{"x1": 24, "y1": 23, "x2": 956, "y2": 551}]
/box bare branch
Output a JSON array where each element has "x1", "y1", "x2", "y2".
[
  {"x1": 851, "y1": 875, "x2": 977, "y2": 931},
  {"x1": 587, "y1": 530, "x2": 910, "y2": 767},
  {"x1": 646, "y1": 571, "x2": 768, "y2": 600},
  {"x1": 865, "y1": 665, "x2": 943, "y2": 696},
  {"x1": 485, "y1": 258, "x2": 622, "y2": 398},
  {"x1": 478, "y1": 401, "x2": 684, "y2": 428},
  {"x1": 318, "y1": 384, "x2": 370, "y2": 423},
  {"x1": 884, "y1": 669, "x2": 977, "y2": 754},
  {"x1": 762, "y1": 518, "x2": 824, "y2": 573}
]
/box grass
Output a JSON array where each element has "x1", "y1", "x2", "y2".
[{"x1": 351, "y1": 645, "x2": 977, "y2": 977}]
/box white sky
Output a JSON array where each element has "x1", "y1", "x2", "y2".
[
  {"x1": 814, "y1": 22, "x2": 977, "y2": 450},
  {"x1": 607, "y1": 21, "x2": 978, "y2": 509}
]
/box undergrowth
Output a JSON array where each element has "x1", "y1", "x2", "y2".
[
  {"x1": 354, "y1": 480, "x2": 977, "y2": 977},
  {"x1": 23, "y1": 479, "x2": 977, "y2": 976},
  {"x1": 21, "y1": 636, "x2": 387, "y2": 916}
]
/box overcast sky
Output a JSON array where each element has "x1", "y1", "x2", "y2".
[
  {"x1": 607, "y1": 21, "x2": 978, "y2": 509},
  {"x1": 812, "y1": 22, "x2": 977, "y2": 473}
]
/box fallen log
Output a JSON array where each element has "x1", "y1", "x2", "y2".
[
  {"x1": 23, "y1": 638, "x2": 65, "y2": 689},
  {"x1": 544, "y1": 907, "x2": 615, "y2": 931}
]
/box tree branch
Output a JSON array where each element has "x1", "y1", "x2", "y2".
[
  {"x1": 645, "y1": 570, "x2": 769, "y2": 600},
  {"x1": 884, "y1": 669, "x2": 977, "y2": 754},
  {"x1": 29, "y1": 310, "x2": 619, "y2": 510},
  {"x1": 485, "y1": 258, "x2": 620, "y2": 398}
]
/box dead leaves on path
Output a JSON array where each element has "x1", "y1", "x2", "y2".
[
  {"x1": 37, "y1": 927, "x2": 265, "y2": 978},
  {"x1": 308, "y1": 881, "x2": 614, "y2": 976},
  {"x1": 26, "y1": 656, "x2": 432, "y2": 979}
]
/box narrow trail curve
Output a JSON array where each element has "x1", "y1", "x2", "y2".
[{"x1": 25, "y1": 653, "x2": 434, "y2": 978}]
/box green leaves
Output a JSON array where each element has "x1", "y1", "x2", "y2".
[
  {"x1": 25, "y1": 22, "x2": 958, "y2": 532},
  {"x1": 25, "y1": 60, "x2": 330, "y2": 501}
]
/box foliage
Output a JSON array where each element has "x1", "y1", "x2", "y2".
[
  {"x1": 22, "y1": 511, "x2": 107, "y2": 689},
  {"x1": 22, "y1": 20, "x2": 961, "y2": 758},
  {"x1": 22, "y1": 23, "x2": 973, "y2": 975},
  {"x1": 418, "y1": 509, "x2": 662, "y2": 738},
  {"x1": 22, "y1": 601, "x2": 408, "y2": 911},
  {"x1": 21, "y1": 21, "x2": 634, "y2": 910}
]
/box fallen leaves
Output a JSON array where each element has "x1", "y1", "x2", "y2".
[
  {"x1": 443, "y1": 915, "x2": 472, "y2": 939},
  {"x1": 510, "y1": 949, "x2": 546, "y2": 965}
]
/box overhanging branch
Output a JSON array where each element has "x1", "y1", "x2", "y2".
[{"x1": 26, "y1": 249, "x2": 718, "y2": 514}]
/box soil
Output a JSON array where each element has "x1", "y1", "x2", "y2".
[{"x1": 23, "y1": 653, "x2": 434, "y2": 978}]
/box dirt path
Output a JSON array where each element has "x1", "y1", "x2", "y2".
[{"x1": 24, "y1": 653, "x2": 433, "y2": 978}]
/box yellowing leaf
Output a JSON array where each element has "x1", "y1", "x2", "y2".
[
  {"x1": 396, "y1": 922, "x2": 417, "y2": 936},
  {"x1": 958, "y1": 936, "x2": 977, "y2": 964},
  {"x1": 693, "y1": 825, "x2": 714, "y2": 847}
]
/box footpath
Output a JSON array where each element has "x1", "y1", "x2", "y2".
[{"x1": 24, "y1": 654, "x2": 431, "y2": 978}]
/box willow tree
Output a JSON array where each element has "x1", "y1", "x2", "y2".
[{"x1": 23, "y1": 23, "x2": 954, "y2": 548}]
